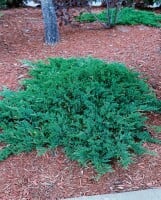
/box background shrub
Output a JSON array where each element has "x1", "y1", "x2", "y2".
[
  {"x1": 0, "y1": 0, "x2": 6, "y2": 8},
  {"x1": 0, "y1": 57, "x2": 160, "y2": 175},
  {"x1": 78, "y1": 7, "x2": 161, "y2": 27},
  {"x1": 0, "y1": 0, "x2": 23, "y2": 9}
]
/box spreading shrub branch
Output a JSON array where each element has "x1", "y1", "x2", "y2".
[{"x1": 0, "y1": 57, "x2": 161, "y2": 175}]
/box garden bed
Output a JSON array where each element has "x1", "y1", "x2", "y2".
[{"x1": 0, "y1": 7, "x2": 161, "y2": 200}]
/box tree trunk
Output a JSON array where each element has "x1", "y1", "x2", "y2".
[{"x1": 41, "y1": 0, "x2": 60, "y2": 45}]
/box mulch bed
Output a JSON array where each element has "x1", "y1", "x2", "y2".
[{"x1": 0, "y1": 7, "x2": 161, "y2": 200}]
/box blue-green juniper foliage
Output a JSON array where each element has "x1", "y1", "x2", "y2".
[
  {"x1": 0, "y1": 57, "x2": 160, "y2": 175},
  {"x1": 78, "y1": 7, "x2": 161, "y2": 27}
]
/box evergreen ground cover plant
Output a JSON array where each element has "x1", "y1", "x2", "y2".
[
  {"x1": 0, "y1": 0, "x2": 6, "y2": 9},
  {"x1": 78, "y1": 7, "x2": 161, "y2": 27},
  {"x1": 0, "y1": 57, "x2": 161, "y2": 175}
]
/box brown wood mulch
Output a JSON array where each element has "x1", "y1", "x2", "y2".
[{"x1": 0, "y1": 7, "x2": 161, "y2": 200}]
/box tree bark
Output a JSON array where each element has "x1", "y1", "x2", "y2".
[{"x1": 41, "y1": 0, "x2": 60, "y2": 45}]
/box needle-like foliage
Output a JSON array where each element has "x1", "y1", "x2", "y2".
[
  {"x1": 78, "y1": 7, "x2": 161, "y2": 27},
  {"x1": 0, "y1": 57, "x2": 160, "y2": 175}
]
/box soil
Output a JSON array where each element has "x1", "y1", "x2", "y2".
[{"x1": 0, "y1": 7, "x2": 161, "y2": 200}]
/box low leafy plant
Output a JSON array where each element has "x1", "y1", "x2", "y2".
[
  {"x1": 78, "y1": 7, "x2": 161, "y2": 27},
  {"x1": 0, "y1": 57, "x2": 160, "y2": 175}
]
